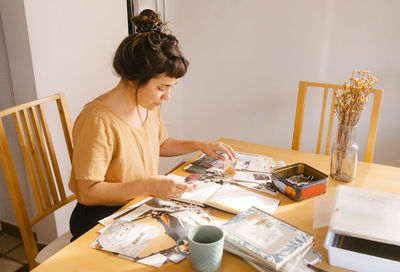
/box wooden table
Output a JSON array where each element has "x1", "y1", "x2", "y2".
[{"x1": 32, "y1": 138, "x2": 400, "y2": 272}]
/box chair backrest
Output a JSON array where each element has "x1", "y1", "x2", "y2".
[
  {"x1": 292, "y1": 81, "x2": 383, "y2": 163},
  {"x1": 0, "y1": 93, "x2": 76, "y2": 269}
]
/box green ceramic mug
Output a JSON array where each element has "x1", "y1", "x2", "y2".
[{"x1": 176, "y1": 225, "x2": 224, "y2": 272}]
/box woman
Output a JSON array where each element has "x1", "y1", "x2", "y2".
[{"x1": 69, "y1": 9, "x2": 235, "y2": 241}]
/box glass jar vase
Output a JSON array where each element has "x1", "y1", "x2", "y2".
[{"x1": 330, "y1": 124, "x2": 359, "y2": 182}]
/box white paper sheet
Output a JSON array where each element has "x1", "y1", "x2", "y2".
[
  {"x1": 137, "y1": 253, "x2": 168, "y2": 268},
  {"x1": 207, "y1": 184, "x2": 280, "y2": 214}
]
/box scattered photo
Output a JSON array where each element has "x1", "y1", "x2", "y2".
[
  {"x1": 238, "y1": 180, "x2": 278, "y2": 195},
  {"x1": 91, "y1": 198, "x2": 213, "y2": 267}
]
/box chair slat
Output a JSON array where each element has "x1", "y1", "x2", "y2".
[
  {"x1": 364, "y1": 89, "x2": 383, "y2": 163},
  {"x1": 57, "y1": 93, "x2": 73, "y2": 160},
  {"x1": 316, "y1": 88, "x2": 329, "y2": 154},
  {"x1": 21, "y1": 109, "x2": 53, "y2": 209},
  {"x1": 0, "y1": 120, "x2": 39, "y2": 268},
  {"x1": 0, "y1": 94, "x2": 61, "y2": 118},
  {"x1": 37, "y1": 103, "x2": 67, "y2": 200},
  {"x1": 13, "y1": 112, "x2": 45, "y2": 213},
  {"x1": 29, "y1": 107, "x2": 60, "y2": 204},
  {"x1": 292, "y1": 81, "x2": 307, "y2": 150},
  {"x1": 324, "y1": 89, "x2": 337, "y2": 155},
  {"x1": 30, "y1": 195, "x2": 76, "y2": 226}
]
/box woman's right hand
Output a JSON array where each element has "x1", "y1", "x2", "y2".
[{"x1": 145, "y1": 175, "x2": 193, "y2": 200}]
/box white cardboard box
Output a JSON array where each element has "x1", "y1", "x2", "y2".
[
  {"x1": 324, "y1": 230, "x2": 400, "y2": 272},
  {"x1": 322, "y1": 186, "x2": 400, "y2": 272}
]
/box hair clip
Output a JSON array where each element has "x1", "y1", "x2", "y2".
[{"x1": 136, "y1": 22, "x2": 162, "y2": 33}]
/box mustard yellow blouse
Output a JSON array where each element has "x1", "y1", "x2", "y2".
[{"x1": 68, "y1": 100, "x2": 168, "y2": 193}]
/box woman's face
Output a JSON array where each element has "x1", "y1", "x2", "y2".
[{"x1": 136, "y1": 74, "x2": 179, "y2": 110}]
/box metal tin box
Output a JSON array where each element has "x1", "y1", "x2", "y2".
[{"x1": 272, "y1": 163, "x2": 328, "y2": 201}]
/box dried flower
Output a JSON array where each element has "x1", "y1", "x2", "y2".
[{"x1": 334, "y1": 69, "x2": 377, "y2": 126}]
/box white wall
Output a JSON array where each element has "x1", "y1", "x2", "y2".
[
  {"x1": 25, "y1": 0, "x2": 128, "y2": 242},
  {"x1": 0, "y1": 12, "x2": 20, "y2": 229},
  {"x1": 23, "y1": 0, "x2": 127, "y2": 121},
  {"x1": 171, "y1": 0, "x2": 400, "y2": 167},
  {"x1": 0, "y1": 0, "x2": 39, "y2": 232},
  {"x1": 0, "y1": 0, "x2": 128, "y2": 243}
]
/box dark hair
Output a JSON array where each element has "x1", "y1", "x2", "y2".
[{"x1": 113, "y1": 9, "x2": 189, "y2": 85}]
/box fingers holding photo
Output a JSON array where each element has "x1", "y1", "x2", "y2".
[
  {"x1": 220, "y1": 142, "x2": 236, "y2": 160},
  {"x1": 199, "y1": 140, "x2": 236, "y2": 161}
]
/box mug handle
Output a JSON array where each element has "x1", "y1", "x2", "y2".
[{"x1": 176, "y1": 236, "x2": 189, "y2": 256}]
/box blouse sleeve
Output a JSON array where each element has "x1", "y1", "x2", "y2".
[{"x1": 72, "y1": 114, "x2": 113, "y2": 181}]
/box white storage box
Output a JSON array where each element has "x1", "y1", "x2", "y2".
[{"x1": 322, "y1": 186, "x2": 400, "y2": 272}]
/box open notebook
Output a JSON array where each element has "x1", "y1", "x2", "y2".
[{"x1": 168, "y1": 174, "x2": 280, "y2": 215}]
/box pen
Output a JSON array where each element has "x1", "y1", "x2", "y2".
[{"x1": 307, "y1": 264, "x2": 328, "y2": 272}]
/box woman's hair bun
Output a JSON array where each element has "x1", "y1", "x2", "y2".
[
  {"x1": 133, "y1": 9, "x2": 164, "y2": 33},
  {"x1": 113, "y1": 8, "x2": 188, "y2": 83}
]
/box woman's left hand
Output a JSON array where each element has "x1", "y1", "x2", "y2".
[{"x1": 197, "y1": 141, "x2": 236, "y2": 161}]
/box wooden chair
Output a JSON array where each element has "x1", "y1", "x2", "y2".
[
  {"x1": 0, "y1": 93, "x2": 76, "y2": 269},
  {"x1": 292, "y1": 81, "x2": 383, "y2": 163}
]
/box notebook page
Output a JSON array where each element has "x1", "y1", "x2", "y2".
[
  {"x1": 176, "y1": 181, "x2": 222, "y2": 206},
  {"x1": 206, "y1": 184, "x2": 280, "y2": 214},
  {"x1": 167, "y1": 174, "x2": 222, "y2": 206}
]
